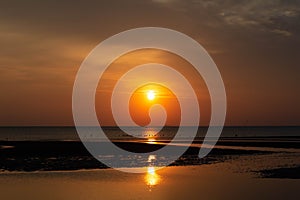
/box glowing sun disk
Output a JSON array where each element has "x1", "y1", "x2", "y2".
[{"x1": 147, "y1": 90, "x2": 155, "y2": 100}]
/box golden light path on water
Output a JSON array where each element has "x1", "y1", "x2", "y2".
[
  {"x1": 145, "y1": 166, "x2": 161, "y2": 191},
  {"x1": 146, "y1": 138, "x2": 157, "y2": 144},
  {"x1": 144, "y1": 153, "x2": 161, "y2": 191},
  {"x1": 144, "y1": 129, "x2": 158, "y2": 144}
]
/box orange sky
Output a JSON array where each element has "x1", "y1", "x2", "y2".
[
  {"x1": 0, "y1": 1, "x2": 299, "y2": 126},
  {"x1": 96, "y1": 49, "x2": 210, "y2": 126}
]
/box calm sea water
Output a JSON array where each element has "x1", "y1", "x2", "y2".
[{"x1": 0, "y1": 126, "x2": 299, "y2": 141}]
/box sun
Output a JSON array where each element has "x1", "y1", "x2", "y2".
[{"x1": 147, "y1": 90, "x2": 155, "y2": 101}]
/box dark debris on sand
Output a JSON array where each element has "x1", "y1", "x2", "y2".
[{"x1": 256, "y1": 166, "x2": 300, "y2": 179}]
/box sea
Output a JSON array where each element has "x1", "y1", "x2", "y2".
[
  {"x1": 0, "y1": 126, "x2": 299, "y2": 141},
  {"x1": 0, "y1": 126, "x2": 299, "y2": 172}
]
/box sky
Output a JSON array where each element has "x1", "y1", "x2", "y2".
[{"x1": 0, "y1": 0, "x2": 299, "y2": 126}]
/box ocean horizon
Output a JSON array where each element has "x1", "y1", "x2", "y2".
[{"x1": 1, "y1": 126, "x2": 299, "y2": 141}]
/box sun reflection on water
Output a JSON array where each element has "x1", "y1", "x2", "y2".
[
  {"x1": 142, "y1": 128, "x2": 159, "y2": 144},
  {"x1": 145, "y1": 166, "x2": 161, "y2": 191},
  {"x1": 147, "y1": 138, "x2": 157, "y2": 144}
]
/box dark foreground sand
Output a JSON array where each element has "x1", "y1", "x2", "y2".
[{"x1": 0, "y1": 140, "x2": 272, "y2": 171}]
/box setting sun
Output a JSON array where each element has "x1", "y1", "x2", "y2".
[
  {"x1": 147, "y1": 90, "x2": 155, "y2": 100},
  {"x1": 128, "y1": 84, "x2": 181, "y2": 126}
]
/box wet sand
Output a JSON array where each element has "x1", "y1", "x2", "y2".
[
  {"x1": 0, "y1": 164, "x2": 299, "y2": 200},
  {"x1": 1, "y1": 138, "x2": 300, "y2": 199}
]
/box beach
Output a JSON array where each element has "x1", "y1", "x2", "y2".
[
  {"x1": 1, "y1": 127, "x2": 300, "y2": 199},
  {"x1": 1, "y1": 142, "x2": 300, "y2": 200},
  {"x1": 1, "y1": 0, "x2": 299, "y2": 199},
  {"x1": 1, "y1": 163, "x2": 300, "y2": 200}
]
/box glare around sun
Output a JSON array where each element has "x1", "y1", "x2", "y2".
[{"x1": 147, "y1": 90, "x2": 155, "y2": 100}]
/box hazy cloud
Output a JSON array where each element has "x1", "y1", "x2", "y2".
[{"x1": 152, "y1": 0, "x2": 300, "y2": 37}]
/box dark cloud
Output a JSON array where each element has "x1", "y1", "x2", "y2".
[{"x1": 153, "y1": 0, "x2": 300, "y2": 37}]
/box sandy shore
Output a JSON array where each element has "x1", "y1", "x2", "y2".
[
  {"x1": 0, "y1": 163, "x2": 299, "y2": 200},
  {"x1": 1, "y1": 138, "x2": 300, "y2": 199},
  {"x1": 0, "y1": 138, "x2": 300, "y2": 200}
]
